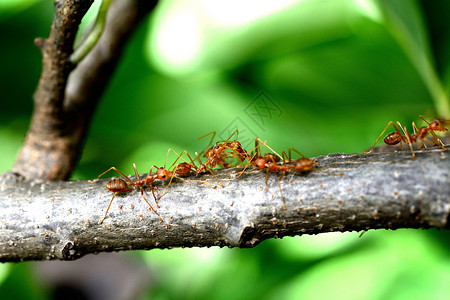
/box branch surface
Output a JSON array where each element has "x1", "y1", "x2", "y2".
[{"x1": 1, "y1": 150, "x2": 449, "y2": 262}]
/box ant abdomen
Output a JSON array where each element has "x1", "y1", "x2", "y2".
[
  {"x1": 174, "y1": 162, "x2": 193, "y2": 176},
  {"x1": 295, "y1": 158, "x2": 314, "y2": 172},
  {"x1": 105, "y1": 179, "x2": 128, "y2": 193},
  {"x1": 383, "y1": 132, "x2": 402, "y2": 145}
]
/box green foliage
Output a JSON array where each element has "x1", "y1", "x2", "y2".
[{"x1": 0, "y1": 0, "x2": 448, "y2": 299}]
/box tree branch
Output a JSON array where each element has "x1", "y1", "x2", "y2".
[
  {"x1": 1, "y1": 149, "x2": 448, "y2": 262},
  {"x1": 12, "y1": 0, "x2": 158, "y2": 181}
]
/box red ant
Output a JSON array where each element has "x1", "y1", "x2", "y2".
[
  {"x1": 364, "y1": 115, "x2": 448, "y2": 159},
  {"x1": 214, "y1": 129, "x2": 251, "y2": 163},
  {"x1": 90, "y1": 163, "x2": 169, "y2": 224},
  {"x1": 239, "y1": 138, "x2": 340, "y2": 209},
  {"x1": 157, "y1": 148, "x2": 218, "y2": 199},
  {"x1": 199, "y1": 129, "x2": 246, "y2": 168},
  {"x1": 186, "y1": 129, "x2": 250, "y2": 178},
  {"x1": 236, "y1": 138, "x2": 289, "y2": 208},
  {"x1": 157, "y1": 130, "x2": 250, "y2": 198}
]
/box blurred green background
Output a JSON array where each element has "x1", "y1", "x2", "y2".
[{"x1": 0, "y1": 0, "x2": 449, "y2": 299}]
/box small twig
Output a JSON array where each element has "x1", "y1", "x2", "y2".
[{"x1": 70, "y1": 0, "x2": 111, "y2": 64}]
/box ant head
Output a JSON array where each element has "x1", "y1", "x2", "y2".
[
  {"x1": 156, "y1": 168, "x2": 170, "y2": 180},
  {"x1": 231, "y1": 141, "x2": 246, "y2": 153},
  {"x1": 429, "y1": 120, "x2": 447, "y2": 132},
  {"x1": 204, "y1": 147, "x2": 214, "y2": 158},
  {"x1": 253, "y1": 157, "x2": 267, "y2": 169},
  {"x1": 212, "y1": 144, "x2": 224, "y2": 155}
]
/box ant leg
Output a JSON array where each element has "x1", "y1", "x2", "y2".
[
  {"x1": 132, "y1": 163, "x2": 159, "y2": 208},
  {"x1": 397, "y1": 122, "x2": 415, "y2": 159},
  {"x1": 237, "y1": 137, "x2": 264, "y2": 178},
  {"x1": 217, "y1": 129, "x2": 240, "y2": 143},
  {"x1": 99, "y1": 188, "x2": 135, "y2": 224},
  {"x1": 158, "y1": 164, "x2": 180, "y2": 200},
  {"x1": 144, "y1": 164, "x2": 159, "y2": 202},
  {"x1": 197, "y1": 131, "x2": 217, "y2": 157},
  {"x1": 418, "y1": 116, "x2": 447, "y2": 149},
  {"x1": 428, "y1": 129, "x2": 447, "y2": 149},
  {"x1": 264, "y1": 167, "x2": 270, "y2": 191},
  {"x1": 133, "y1": 163, "x2": 140, "y2": 180},
  {"x1": 226, "y1": 129, "x2": 239, "y2": 141},
  {"x1": 195, "y1": 151, "x2": 225, "y2": 188},
  {"x1": 173, "y1": 149, "x2": 199, "y2": 169},
  {"x1": 159, "y1": 164, "x2": 215, "y2": 200},
  {"x1": 139, "y1": 186, "x2": 162, "y2": 222},
  {"x1": 163, "y1": 148, "x2": 174, "y2": 169},
  {"x1": 100, "y1": 192, "x2": 118, "y2": 224},
  {"x1": 206, "y1": 167, "x2": 224, "y2": 188},
  {"x1": 237, "y1": 152, "x2": 258, "y2": 178},
  {"x1": 194, "y1": 151, "x2": 203, "y2": 166},
  {"x1": 282, "y1": 150, "x2": 291, "y2": 169},
  {"x1": 159, "y1": 150, "x2": 200, "y2": 199},
  {"x1": 159, "y1": 149, "x2": 206, "y2": 200},
  {"x1": 89, "y1": 167, "x2": 134, "y2": 185},
  {"x1": 288, "y1": 148, "x2": 308, "y2": 159},
  {"x1": 164, "y1": 148, "x2": 198, "y2": 171},
  {"x1": 363, "y1": 121, "x2": 400, "y2": 154},
  {"x1": 412, "y1": 122, "x2": 427, "y2": 148},
  {"x1": 256, "y1": 138, "x2": 283, "y2": 160},
  {"x1": 198, "y1": 131, "x2": 217, "y2": 143},
  {"x1": 278, "y1": 171, "x2": 287, "y2": 210},
  {"x1": 150, "y1": 186, "x2": 160, "y2": 208}
]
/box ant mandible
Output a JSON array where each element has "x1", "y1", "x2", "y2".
[
  {"x1": 90, "y1": 163, "x2": 168, "y2": 224},
  {"x1": 364, "y1": 115, "x2": 448, "y2": 159}
]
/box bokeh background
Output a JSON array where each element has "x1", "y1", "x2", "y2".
[{"x1": 0, "y1": 0, "x2": 449, "y2": 299}]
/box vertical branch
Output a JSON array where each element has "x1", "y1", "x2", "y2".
[
  {"x1": 13, "y1": 0, "x2": 93, "y2": 180},
  {"x1": 13, "y1": 0, "x2": 158, "y2": 180}
]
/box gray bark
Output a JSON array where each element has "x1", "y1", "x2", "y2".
[{"x1": 1, "y1": 149, "x2": 449, "y2": 262}]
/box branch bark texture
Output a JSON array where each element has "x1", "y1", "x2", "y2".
[
  {"x1": 1, "y1": 150, "x2": 449, "y2": 262},
  {"x1": 13, "y1": 0, "x2": 158, "y2": 180}
]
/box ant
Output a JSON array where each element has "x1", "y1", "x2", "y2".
[
  {"x1": 216, "y1": 130, "x2": 251, "y2": 163},
  {"x1": 236, "y1": 138, "x2": 289, "y2": 207},
  {"x1": 199, "y1": 129, "x2": 240, "y2": 168},
  {"x1": 364, "y1": 115, "x2": 448, "y2": 159},
  {"x1": 239, "y1": 138, "x2": 340, "y2": 209},
  {"x1": 157, "y1": 148, "x2": 218, "y2": 199},
  {"x1": 90, "y1": 163, "x2": 169, "y2": 224},
  {"x1": 157, "y1": 130, "x2": 251, "y2": 199},
  {"x1": 238, "y1": 138, "x2": 280, "y2": 178},
  {"x1": 200, "y1": 129, "x2": 253, "y2": 166}
]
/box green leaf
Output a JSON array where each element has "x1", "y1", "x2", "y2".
[{"x1": 375, "y1": 0, "x2": 449, "y2": 117}]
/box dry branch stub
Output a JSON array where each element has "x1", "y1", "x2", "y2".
[{"x1": 1, "y1": 149, "x2": 449, "y2": 262}]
